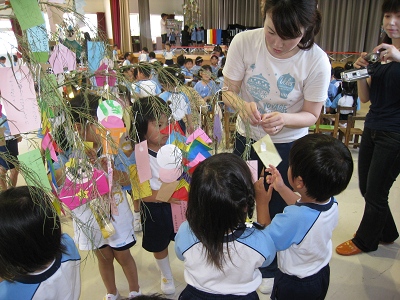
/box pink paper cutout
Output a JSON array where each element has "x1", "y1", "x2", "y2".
[
  {"x1": 58, "y1": 169, "x2": 109, "y2": 210},
  {"x1": 186, "y1": 128, "x2": 212, "y2": 144},
  {"x1": 0, "y1": 67, "x2": 41, "y2": 135},
  {"x1": 159, "y1": 167, "x2": 183, "y2": 183},
  {"x1": 48, "y1": 44, "x2": 76, "y2": 74},
  {"x1": 186, "y1": 152, "x2": 206, "y2": 167},
  {"x1": 101, "y1": 116, "x2": 124, "y2": 129},
  {"x1": 246, "y1": 160, "x2": 258, "y2": 183},
  {"x1": 95, "y1": 63, "x2": 117, "y2": 87},
  {"x1": 171, "y1": 201, "x2": 188, "y2": 233},
  {"x1": 41, "y1": 132, "x2": 58, "y2": 162},
  {"x1": 135, "y1": 141, "x2": 152, "y2": 183}
]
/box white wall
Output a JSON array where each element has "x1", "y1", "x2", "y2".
[{"x1": 84, "y1": 0, "x2": 105, "y2": 13}]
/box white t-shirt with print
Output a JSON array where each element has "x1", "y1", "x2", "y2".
[{"x1": 223, "y1": 28, "x2": 330, "y2": 143}]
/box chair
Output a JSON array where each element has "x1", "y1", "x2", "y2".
[
  {"x1": 223, "y1": 110, "x2": 237, "y2": 149},
  {"x1": 337, "y1": 105, "x2": 357, "y2": 126},
  {"x1": 313, "y1": 109, "x2": 340, "y2": 138},
  {"x1": 338, "y1": 115, "x2": 365, "y2": 148}
]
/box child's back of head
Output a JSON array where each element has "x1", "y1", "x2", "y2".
[
  {"x1": 289, "y1": 134, "x2": 353, "y2": 202},
  {"x1": 186, "y1": 153, "x2": 255, "y2": 269},
  {"x1": 137, "y1": 62, "x2": 152, "y2": 79},
  {"x1": 0, "y1": 186, "x2": 64, "y2": 281},
  {"x1": 158, "y1": 67, "x2": 185, "y2": 88},
  {"x1": 333, "y1": 66, "x2": 344, "y2": 80}
]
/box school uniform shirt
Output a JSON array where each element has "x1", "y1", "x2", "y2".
[
  {"x1": 223, "y1": 28, "x2": 330, "y2": 143},
  {"x1": 163, "y1": 51, "x2": 174, "y2": 60},
  {"x1": 175, "y1": 221, "x2": 276, "y2": 295},
  {"x1": 181, "y1": 66, "x2": 193, "y2": 78},
  {"x1": 0, "y1": 234, "x2": 81, "y2": 300},
  {"x1": 122, "y1": 59, "x2": 131, "y2": 67},
  {"x1": 265, "y1": 197, "x2": 338, "y2": 278},
  {"x1": 194, "y1": 80, "x2": 218, "y2": 98},
  {"x1": 138, "y1": 53, "x2": 149, "y2": 62},
  {"x1": 133, "y1": 79, "x2": 161, "y2": 98},
  {"x1": 159, "y1": 91, "x2": 191, "y2": 121}
]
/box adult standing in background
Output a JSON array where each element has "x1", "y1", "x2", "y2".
[
  {"x1": 336, "y1": 0, "x2": 400, "y2": 256},
  {"x1": 181, "y1": 25, "x2": 191, "y2": 51},
  {"x1": 161, "y1": 13, "x2": 168, "y2": 50},
  {"x1": 222, "y1": 0, "x2": 330, "y2": 294}
]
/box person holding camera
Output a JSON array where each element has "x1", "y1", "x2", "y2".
[{"x1": 336, "y1": 0, "x2": 400, "y2": 256}]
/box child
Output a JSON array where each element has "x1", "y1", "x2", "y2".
[
  {"x1": 194, "y1": 65, "x2": 218, "y2": 104},
  {"x1": 326, "y1": 66, "x2": 344, "y2": 112},
  {"x1": 54, "y1": 91, "x2": 141, "y2": 300},
  {"x1": 330, "y1": 80, "x2": 360, "y2": 122},
  {"x1": 0, "y1": 186, "x2": 81, "y2": 299},
  {"x1": 210, "y1": 55, "x2": 220, "y2": 76},
  {"x1": 131, "y1": 97, "x2": 177, "y2": 295},
  {"x1": 138, "y1": 47, "x2": 150, "y2": 62},
  {"x1": 168, "y1": 29, "x2": 176, "y2": 45},
  {"x1": 123, "y1": 52, "x2": 132, "y2": 66},
  {"x1": 181, "y1": 58, "x2": 194, "y2": 79},
  {"x1": 191, "y1": 27, "x2": 197, "y2": 46},
  {"x1": 256, "y1": 134, "x2": 353, "y2": 300},
  {"x1": 133, "y1": 63, "x2": 162, "y2": 99},
  {"x1": 112, "y1": 44, "x2": 119, "y2": 62},
  {"x1": 159, "y1": 67, "x2": 194, "y2": 134},
  {"x1": 149, "y1": 52, "x2": 157, "y2": 63},
  {"x1": 175, "y1": 153, "x2": 276, "y2": 299},
  {"x1": 191, "y1": 56, "x2": 203, "y2": 78},
  {"x1": 163, "y1": 43, "x2": 174, "y2": 66}
]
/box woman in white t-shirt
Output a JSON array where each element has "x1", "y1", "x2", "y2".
[{"x1": 222, "y1": 0, "x2": 330, "y2": 294}]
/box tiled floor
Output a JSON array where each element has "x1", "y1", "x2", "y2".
[{"x1": 17, "y1": 102, "x2": 400, "y2": 299}]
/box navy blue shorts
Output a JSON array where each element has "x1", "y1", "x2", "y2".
[
  {"x1": 271, "y1": 264, "x2": 330, "y2": 300},
  {"x1": 0, "y1": 139, "x2": 19, "y2": 170},
  {"x1": 179, "y1": 285, "x2": 259, "y2": 300},
  {"x1": 161, "y1": 34, "x2": 167, "y2": 44},
  {"x1": 142, "y1": 202, "x2": 175, "y2": 252}
]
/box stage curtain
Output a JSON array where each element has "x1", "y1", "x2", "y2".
[
  {"x1": 97, "y1": 12, "x2": 107, "y2": 39},
  {"x1": 119, "y1": 0, "x2": 132, "y2": 52},
  {"x1": 138, "y1": 0, "x2": 152, "y2": 50},
  {"x1": 110, "y1": 0, "x2": 121, "y2": 48}
]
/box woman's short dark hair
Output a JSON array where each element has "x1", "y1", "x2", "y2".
[
  {"x1": 289, "y1": 134, "x2": 353, "y2": 202},
  {"x1": 262, "y1": 0, "x2": 322, "y2": 50},
  {"x1": 131, "y1": 96, "x2": 170, "y2": 142},
  {"x1": 0, "y1": 186, "x2": 64, "y2": 281},
  {"x1": 186, "y1": 153, "x2": 256, "y2": 270}
]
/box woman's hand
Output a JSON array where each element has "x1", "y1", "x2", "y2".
[
  {"x1": 374, "y1": 43, "x2": 400, "y2": 63},
  {"x1": 353, "y1": 52, "x2": 369, "y2": 69},
  {"x1": 239, "y1": 101, "x2": 262, "y2": 125},
  {"x1": 260, "y1": 112, "x2": 285, "y2": 135}
]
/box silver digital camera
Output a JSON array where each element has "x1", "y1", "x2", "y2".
[{"x1": 341, "y1": 51, "x2": 381, "y2": 82}]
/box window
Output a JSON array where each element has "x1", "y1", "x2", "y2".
[
  {"x1": 0, "y1": 19, "x2": 18, "y2": 62},
  {"x1": 150, "y1": 14, "x2": 183, "y2": 42},
  {"x1": 130, "y1": 13, "x2": 140, "y2": 36}
]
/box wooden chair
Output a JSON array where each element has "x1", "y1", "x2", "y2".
[
  {"x1": 338, "y1": 115, "x2": 365, "y2": 148},
  {"x1": 313, "y1": 110, "x2": 340, "y2": 138},
  {"x1": 223, "y1": 110, "x2": 237, "y2": 149},
  {"x1": 337, "y1": 105, "x2": 357, "y2": 126}
]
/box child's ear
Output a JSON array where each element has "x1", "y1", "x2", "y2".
[{"x1": 294, "y1": 176, "x2": 304, "y2": 189}]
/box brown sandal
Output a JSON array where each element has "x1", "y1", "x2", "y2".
[{"x1": 336, "y1": 240, "x2": 362, "y2": 256}]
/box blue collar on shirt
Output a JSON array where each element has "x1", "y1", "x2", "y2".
[
  {"x1": 223, "y1": 225, "x2": 246, "y2": 243},
  {"x1": 14, "y1": 252, "x2": 62, "y2": 284},
  {"x1": 295, "y1": 197, "x2": 335, "y2": 212}
]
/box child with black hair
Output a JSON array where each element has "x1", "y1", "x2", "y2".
[
  {"x1": 191, "y1": 56, "x2": 203, "y2": 78},
  {"x1": 210, "y1": 54, "x2": 220, "y2": 76},
  {"x1": 193, "y1": 65, "x2": 218, "y2": 103},
  {"x1": 163, "y1": 43, "x2": 174, "y2": 66},
  {"x1": 123, "y1": 52, "x2": 132, "y2": 67},
  {"x1": 330, "y1": 81, "x2": 361, "y2": 121},
  {"x1": 131, "y1": 97, "x2": 178, "y2": 295},
  {"x1": 149, "y1": 52, "x2": 157, "y2": 63},
  {"x1": 133, "y1": 63, "x2": 161, "y2": 99},
  {"x1": 256, "y1": 134, "x2": 353, "y2": 300},
  {"x1": 138, "y1": 47, "x2": 150, "y2": 62},
  {"x1": 181, "y1": 58, "x2": 194, "y2": 79},
  {"x1": 175, "y1": 153, "x2": 276, "y2": 299},
  {"x1": 53, "y1": 91, "x2": 141, "y2": 299},
  {"x1": 0, "y1": 186, "x2": 81, "y2": 299},
  {"x1": 159, "y1": 67, "x2": 194, "y2": 134}
]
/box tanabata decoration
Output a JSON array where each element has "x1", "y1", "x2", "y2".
[
  {"x1": 252, "y1": 134, "x2": 282, "y2": 168},
  {"x1": 48, "y1": 44, "x2": 76, "y2": 74},
  {"x1": 58, "y1": 159, "x2": 109, "y2": 210},
  {"x1": 95, "y1": 63, "x2": 117, "y2": 87},
  {"x1": 0, "y1": 66, "x2": 41, "y2": 135},
  {"x1": 129, "y1": 164, "x2": 152, "y2": 200}
]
